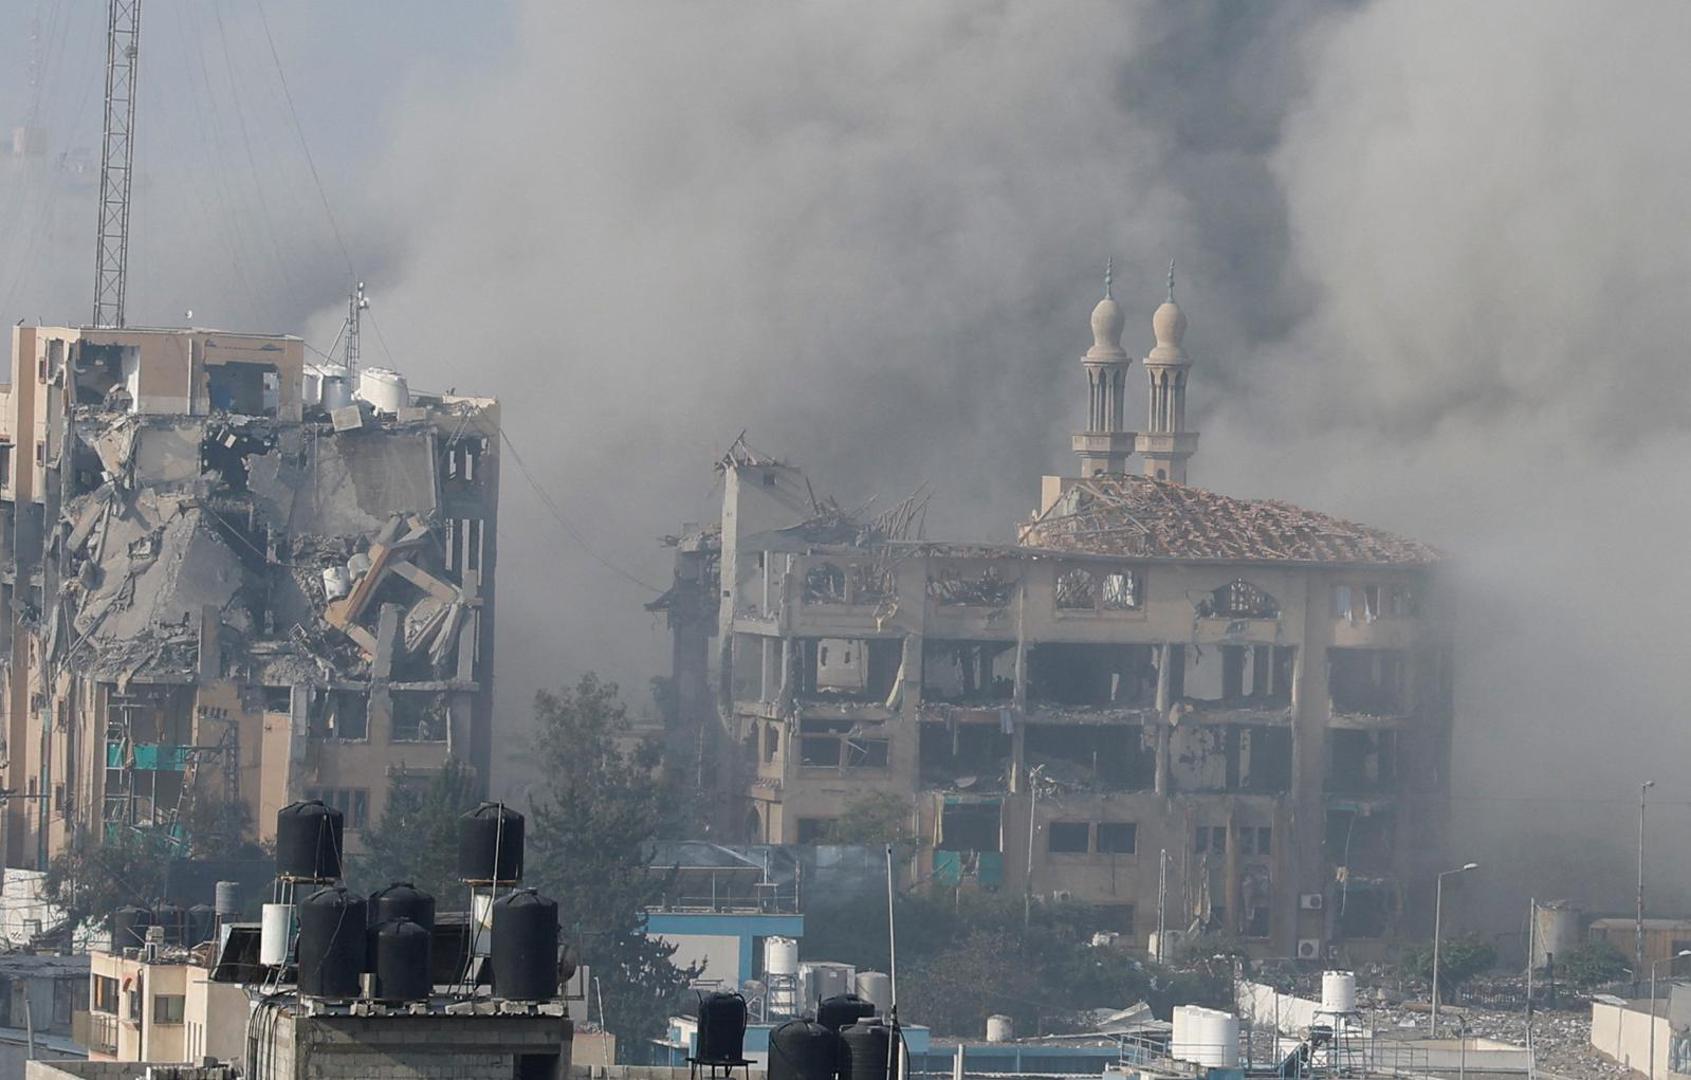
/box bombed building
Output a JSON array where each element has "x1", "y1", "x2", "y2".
[
  {"x1": 653, "y1": 271, "x2": 1452, "y2": 962},
  {"x1": 0, "y1": 324, "x2": 498, "y2": 868}
]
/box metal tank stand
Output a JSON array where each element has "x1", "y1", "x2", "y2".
[{"x1": 687, "y1": 1058, "x2": 753, "y2": 1080}]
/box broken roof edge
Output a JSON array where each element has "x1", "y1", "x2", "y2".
[{"x1": 746, "y1": 534, "x2": 1441, "y2": 570}]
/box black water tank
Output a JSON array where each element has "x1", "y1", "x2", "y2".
[
  {"x1": 153, "y1": 903, "x2": 186, "y2": 946},
  {"x1": 817, "y1": 993, "x2": 876, "y2": 1033},
  {"x1": 840, "y1": 1022, "x2": 898, "y2": 1080},
  {"x1": 369, "y1": 882, "x2": 436, "y2": 932},
  {"x1": 276, "y1": 800, "x2": 344, "y2": 881},
  {"x1": 458, "y1": 802, "x2": 524, "y2": 883},
  {"x1": 490, "y1": 888, "x2": 557, "y2": 1000},
  {"x1": 695, "y1": 991, "x2": 749, "y2": 1064},
  {"x1": 769, "y1": 1020, "x2": 840, "y2": 1080},
  {"x1": 109, "y1": 905, "x2": 153, "y2": 950},
  {"x1": 297, "y1": 885, "x2": 366, "y2": 998},
  {"x1": 186, "y1": 904, "x2": 217, "y2": 947},
  {"x1": 369, "y1": 916, "x2": 432, "y2": 1002}
]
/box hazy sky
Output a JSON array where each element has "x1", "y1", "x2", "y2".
[{"x1": 3, "y1": 1, "x2": 1690, "y2": 931}]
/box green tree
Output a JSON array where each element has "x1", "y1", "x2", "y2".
[
  {"x1": 43, "y1": 832, "x2": 168, "y2": 935},
  {"x1": 526, "y1": 674, "x2": 695, "y2": 1058},
  {"x1": 355, "y1": 758, "x2": 482, "y2": 900},
  {"x1": 820, "y1": 793, "x2": 918, "y2": 857},
  {"x1": 1559, "y1": 940, "x2": 1629, "y2": 987},
  {"x1": 1403, "y1": 933, "x2": 1497, "y2": 997}
]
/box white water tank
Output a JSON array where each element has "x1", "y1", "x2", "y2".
[
  {"x1": 1173, "y1": 1006, "x2": 1239, "y2": 1069},
  {"x1": 356, "y1": 366, "x2": 410, "y2": 414},
  {"x1": 856, "y1": 971, "x2": 891, "y2": 1013},
  {"x1": 766, "y1": 936, "x2": 799, "y2": 979},
  {"x1": 986, "y1": 1014, "x2": 1014, "y2": 1043},
  {"x1": 1533, "y1": 900, "x2": 1582, "y2": 969},
  {"x1": 1321, "y1": 970, "x2": 1357, "y2": 1014},
  {"x1": 259, "y1": 903, "x2": 292, "y2": 966},
  {"x1": 320, "y1": 372, "x2": 353, "y2": 412},
  {"x1": 471, "y1": 892, "x2": 494, "y2": 957}
]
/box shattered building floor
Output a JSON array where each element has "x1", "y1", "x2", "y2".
[{"x1": 0, "y1": 325, "x2": 499, "y2": 867}]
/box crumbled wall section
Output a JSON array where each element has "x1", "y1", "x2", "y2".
[{"x1": 0, "y1": 324, "x2": 500, "y2": 872}]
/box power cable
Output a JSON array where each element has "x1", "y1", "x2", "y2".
[
  {"x1": 250, "y1": 0, "x2": 355, "y2": 278},
  {"x1": 497, "y1": 430, "x2": 663, "y2": 594}
]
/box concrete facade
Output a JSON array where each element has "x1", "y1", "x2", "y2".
[
  {"x1": 80, "y1": 945, "x2": 246, "y2": 1064},
  {"x1": 654, "y1": 280, "x2": 1454, "y2": 962},
  {"x1": 0, "y1": 325, "x2": 500, "y2": 868},
  {"x1": 246, "y1": 1001, "x2": 572, "y2": 1080}
]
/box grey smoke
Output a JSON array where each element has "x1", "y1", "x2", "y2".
[{"x1": 3, "y1": 0, "x2": 1688, "y2": 929}]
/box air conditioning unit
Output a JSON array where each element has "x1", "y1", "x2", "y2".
[
  {"x1": 1296, "y1": 938, "x2": 1321, "y2": 960},
  {"x1": 1300, "y1": 893, "x2": 1325, "y2": 911},
  {"x1": 1050, "y1": 890, "x2": 1074, "y2": 903}
]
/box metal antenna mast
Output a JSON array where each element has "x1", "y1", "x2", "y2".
[
  {"x1": 344, "y1": 281, "x2": 368, "y2": 378},
  {"x1": 92, "y1": 0, "x2": 141, "y2": 328}
]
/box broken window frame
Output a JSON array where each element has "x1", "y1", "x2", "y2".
[
  {"x1": 1096, "y1": 821, "x2": 1137, "y2": 854},
  {"x1": 1055, "y1": 567, "x2": 1099, "y2": 610},
  {"x1": 1046, "y1": 821, "x2": 1091, "y2": 854},
  {"x1": 1197, "y1": 578, "x2": 1280, "y2": 620}
]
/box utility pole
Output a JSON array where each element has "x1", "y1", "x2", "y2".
[
  {"x1": 93, "y1": 0, "x2": 141, "y2": 328},
  {"x1": 1639, "y1": 779, "x2": 1655, "y2": 987},
  {"x1": 1156, "y1": 848, "x2": 1169, "y2": 963}
]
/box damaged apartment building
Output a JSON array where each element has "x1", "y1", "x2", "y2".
[
  {"x1": 653, "y1": 270, "x2": 1452, "y2": 962},
  {"x1": 0, "y1": 324, "x2": 498, "y2": 869}
]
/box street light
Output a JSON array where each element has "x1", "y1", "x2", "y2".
[
  {"x1": 1431, "y1": 862, "x2": 1480, "y2": 1038},
  {"x1": 1639, "y1": 780, "x2": 1657, "y2": 986},
  {"x1": 1648, "y1": 949, "x2": 1691, "y2": 1080}
]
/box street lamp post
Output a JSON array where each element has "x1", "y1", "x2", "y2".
[
  {"x1": 1639, "y1": 780, "x2": 1656, "y2": 986},
  {"x1": 1023, "y1": 764, "x2": 1046, "y2": 929},
  {"x1": 1647, "y1": 949, "x2": 1691, "y2": 1080},
  {"x1": 1431, "y1": 862, "x2": 1480, "y2": 1038}
]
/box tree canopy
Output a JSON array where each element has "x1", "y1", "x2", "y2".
[
  {"x1": 525, "y1": 673, "x2": 695, "y2": 1056},
  {"x1": 355, "y1": 757, "x2": 483, "y2": 900}
]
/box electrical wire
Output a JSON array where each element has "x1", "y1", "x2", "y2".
[
  {"x1": 250, "y1": 0, "x2": 355, "y2": 278},
  {"x1": 497, "y1": 429, "x2": 663, "y2": 594}
]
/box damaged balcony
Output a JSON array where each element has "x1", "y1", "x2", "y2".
[
  {"x1": 921, "y1": 639, "x2": 1015, "y2": 706},
  {"x1": 918, "y1": 715, "x2": 1012, "y2": 793},
  {"x1": 1168, "y1": 722, "x2": 1292, "y2": 794},
  {"x1": 1169, "y1": 642, "x2": 1296, "y2": 726},
  {"x1": 1327, "y1": 647, "x2": 1411, "y2": 722},
  {"x1": 1023, "y1": 642, "x2": 1159, "y2": 723},
  {"x1": 1024, "y1": 722, "x2": 1157, "y2": 792}
]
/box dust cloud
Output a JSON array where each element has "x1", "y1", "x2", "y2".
[{"x1": 3, "y1": 1, "x2": 1688, "y2": 931}]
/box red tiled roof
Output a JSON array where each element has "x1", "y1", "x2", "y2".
[{"x1": 1020, "y1": 475, "x2": 1440, "y2": 565}]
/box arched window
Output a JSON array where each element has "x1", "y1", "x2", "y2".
[
  {"x1": 1198, "y1": 578, "x2": 1280, "y2": 619},
  {"x1": 1056, "y1": 568, "x2": 1098, "y2": 610}
]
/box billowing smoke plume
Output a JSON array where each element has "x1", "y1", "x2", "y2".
[{"x1": 4, "y1": 1, "x2": 1688, "y2": 928}]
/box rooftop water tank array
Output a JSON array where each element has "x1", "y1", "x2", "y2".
[
  {"x1": 458, "y1": 802, "x2": 525, "y2": 885},
  {"x1": 490, "y1": 888, "x2": 558, "y2": 1001},
  {"x1": 109, "y1": 905, "x2": 153, "y2": 951},
  {"x1": 356, "y1": 367, "x2": 410, "y2": 415},
  {"x1": 369, "y1": 882, "x2": 436, "y2": 933},
  {"x1": 369, "y1": 916, "x2": 432, "y2": 1003},
  {"x1": 1171, "y1": 1005, "x2": 1240, "y2": 1070},
  {"x1": 1321, "y1": 970, "x2": 1357, "y2": 1014},
  {"x1": 817, "y1": 994, "x2": 875, "y2": 1034},
  {"x1": 276, "y1": 800, "x2": 345, "y2": 882},
  {"x1": 769, "y1": 1020, "x2": 839, "y2": 1080},
  {"x1": 213, "y1": 880, "x2": 241, "y2": 918},
  {"x1": 985, "y1": 1014, "x2": 1014, "y2": 1043},
  {"x1": 839, "y1": 1021, "x2": 899, "y2": 1080},
  {"x1": 853, "y1": 972, "x2": 891, "y2": 1015},
  {"x1": 297, "y1": 886, "x2": 366, "y2": 999},
  {"x1": 695, "y1": 991, "x2": 749, "y2": 1064},
  {"x1": 185, "y1": 904, "x2": 217, "y2": 948}
]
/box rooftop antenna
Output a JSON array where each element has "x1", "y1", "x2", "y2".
[
  {"x1": 92, "y1": 0, "x2": 141, "y2": 328},
  {"x1": 344, "y1": 281, "x2": 369, "y2": 377}
]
